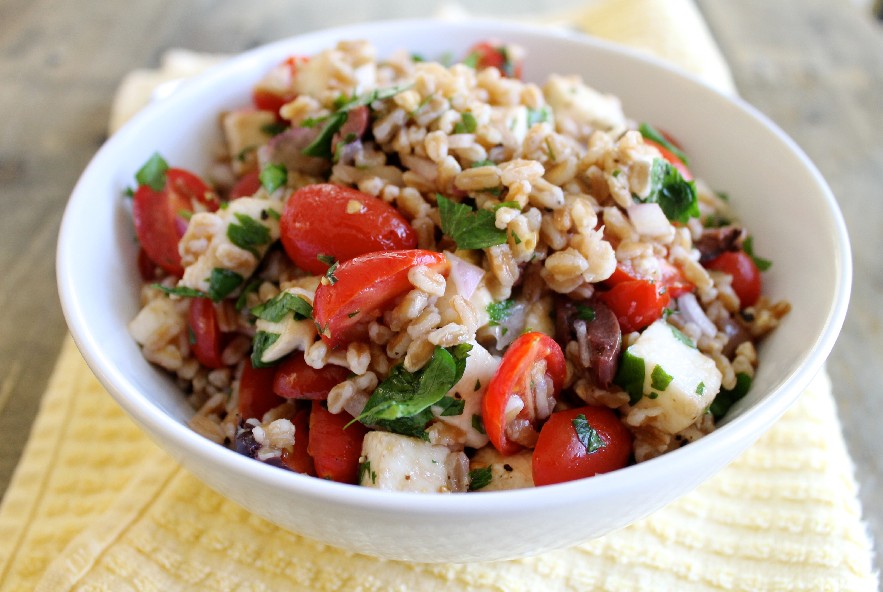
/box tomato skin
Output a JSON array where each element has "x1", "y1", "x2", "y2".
[
  {"x1": 251, "y1": 55, "x2": 309, "y2": 116},
  {"x1": 281, "y1": 408, "x2": 316, "y2": 476},
  {"x1": 597, "y1": 280, "x2": 671, "y2": 333},
  {"x1": 133, "y1": 168, "x2": 215, "y2": 276},
  {"x1": 238, "y1": 358, "x2": 284, "y2": 420},
  {"x1": 482, "y1": 332, "x2": 567, "y2": 456},
  {"x1": 532, "y1": 406, "x2": 633, "y2": 486},
  {"x1": 645, "y1": 139, "x2": 692, "y2": 181},
  {"x1": 466, "y1": 41, "x2": 523, "y2": 78},
  {"x1": 280, "y1": 184, "x2": 417, "y2": 275},
  {"x1": 188, "y1": 298, "x2": 226, "y2": 369},
  {"x1": 272, "y1": 354, "x2": 351, "y2": 400},
  {"x1": 307, "y1": 401, "x2": 368, "y2": 484},
  {"x1": 606, "y1": 259, "x2": 693, "y2": 299},
  {"x1": 229, "y1": 170, "x2": 262, "y2": 200},
  {"x1": 705, "y1": 251, "x2": 762, "y2": 308},
  {"x1": 313, "y1": 249, "x2": 449, "y2": 349}
]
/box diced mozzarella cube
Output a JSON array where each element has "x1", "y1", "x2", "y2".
[
  {"x1": 359, "y1": 432, "x2": 466, "y2": 493},
  {"x1": 433, "y1": 341, "x2": 500, "y2": 449},
  {"x1": 469, "y1": 447, "x2": 534, "y2": 491},
  {"x1": 627, "y1": 320, "x2": 722, "y2": 434},
  {"x1": 543, "y1": 74, "x2": 627, "y2": 137},
  {"x1": 221, "y1": 109, "x2": 277, "y2": 174}
]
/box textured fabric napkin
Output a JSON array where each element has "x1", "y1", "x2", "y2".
[{"x1": 0, "y1": 0, "x2": 877, "y2": 590}]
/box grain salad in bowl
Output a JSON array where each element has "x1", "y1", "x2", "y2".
[{"x1": 126, "y1": 38, "x2": 789, "y2": 494}]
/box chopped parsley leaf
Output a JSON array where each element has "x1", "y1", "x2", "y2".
[
  {"x1": 613, "y1": 349, "x2": 646, "y2": 405},
  {"x1": 437, "y1": 194, "x2": 507, "y2": 250},
  {"x1": 472, "y1": 413, "x2": 486, "y2": 435},
  {"x1": 324, "y1": 261, "x2": 339, "y2": 285},
  {"x1": 454, "y1": 112, "x2": 477, "y2": 134},
  {"x1": 650, "y1": 364, "x2": 673, "y2": 392},
  {"x1": 637, "y1": 159, "x2": 699, "y2": 223},
  {"x1": 670, "y1": 325, "x2": 696, "y2": 348},
  {"x1": 358, "y1": 460, "x2": 377, "y2": 484},
  {"x1": 250, "y1": 331, "x2": 281, "y2": 368},
  {"x1": 260, "y1": 121, "x2": 289, "y2": 137},
  {"x1": 743, "y1": 235, "x2": 773, "y2": 271},
  {"x1": 572, "y1": 413, "x2": 607, "y2": 453},
  {"x1": 207, "y1": 268, "x2": 244, "y2": 301},
  {"x1": 227, "y1": 213, "x2": 271, "y2": 258},
  {"x1": 709, "y1": 372, "x2": 752, "y2": 420},
  {"x1": 487, "y1": 299, "x2": 515, "y2": 326},
  {"x1": 576, "y1": 304, "x2": 596, "y2": 321},
  {"x1": 152, "y1": 283, "x2": 208, "y2": 299},
  {"x1": 259, "y1": 163, "x2": 288, "y2": 194},
  {"x1": 135, "y1": 152, "x2": 169, "y2": 191},
  {"x1": 471, "y1": 159, "x2": 496, "y2": 168},
  {"x1": 251, "y1": 291, "x2": 313, "y2": 323},
  {"x1": 468, "y1": 466, "x2": 493, "y2": 491},
  {"x1": 462, "y1": 51, "x2": 481, "y2": 69},
  {"x1": 696, "y1": 381, "x2": 706, "y2": 396},
  {"x1": 527, "y1": 105, "x2": 551, "y2": 127}
]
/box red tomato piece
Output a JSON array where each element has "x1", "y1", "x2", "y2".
[
  {"x1": 273, "y1": 354, "x2": 351, "y2": 400},
  {"x1": 229, "y1": 170, "x2": 262, "y2": 200},
  {"x1": 307, "y1": 401, "x2": 368, "y2": 484},
  {"x1": 133, "y1": 168, "x2": 216, "y2": 276},
  {"x1": 136, "y1": 247, "x2": 158, "y2": 281},
  {"x1": 238, "y1": 358, "x2": 284, "y2": 420},
  {"x1": 645, "y1": 139, "x2": 692, "y2": 181},
  {"x1": 532, "y1": 406, "x2": 633, "y2": 486},
  {"x1": 188, "y1": 298, "x2": 226, "y2": 369},
  {"x1": 705, "y1": 250, "x2": 762, "y2": 308},
  {"x1": 312, "y1": 249, "x2": 449, "y2": 349},
  {"x1": 606, "y1": 259, "x2": 693, "y2": 299},
  {"x1": 597, "y1": 280, "x2": 671, "y2": 333},
  {"x1": 466, "y1": 41, "x2": 523, "y2": 78},
  {"x1": 252, "y1": 55, "x2": 309, "y2": 115},
  {"x1": 280, "y1": 408, "x2": 316, "y2": 476},
  {"x1": 280, "y1": 183, "x2": 417, "y2": 275},
  {"x1": 482, "y1": 332, "x2": 567, "y2": 456}
]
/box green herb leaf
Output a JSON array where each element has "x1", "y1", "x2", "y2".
[
  {"x1": 527, "y1": 105, "x2": 551, "y2": 127},
  {"x1": 235, "y1": 279, "x2": 261, "y2": 311},
  {"x1": 301, "y1": 111, "x2": 348, "y2": 159},
  {"x1": 437, "y1": 194, "x2": 507, "y2": 250},
  {"x1": 250, "y1": 331, "x2": 280, "y2": 368},
  {"x1": 355, "y1": 345, "x2": 472, "y2": 436},
  {"x1": 576, "y1": 304, "x2": 596, "y2": 321},
  {"x1": 472, "y1": 413, "x2": 486, "y2": 435},
  {"x1": 454, "y1": 112, "x2": 477, "y2": 134},
  {"x1": 743, "y1": 235, "x2": 773, "y2": 271},
  {"x1": 468, "y1": 466, "x2": 493, "y2": 491},
  {"x1": 487, "y1": 299, "x2": 515, "y2": 326},
  {"x1": 152, "y1": 283, "x2": 208, "y2": 299},
  {"x1": 650, "y1": 364, "x2": 674, "y2": 392},
  {"x1": 471, "y1": 159, "x2": 496, "y2": 168},
  {"x1": 435, "y1": 396, "x2": 465, "y2": 417},
  {"x1": 639, "y1": 122, "x2": 689, "y2": 165},
  {"x1": 670, "y1": 325, "x2": 696, "y2": 348},
  {"x1": 227, "y1": 213, "x2": 271, "y2": 258},
  {"x1": 324, "y1": 261, "x2": 339, "y2": 285},
  {"x1": 259, "y1": 163, "x2": 288, "y2": 194},
  {"x1": 696, "y1": 381, "x2": 706, "y2": 396},
  {"x1": 207, "y1": 268, "x2": 244, "y2": 301},
  {"x1": 260, "y1": 121, "x2": 289, "y2": 137},
  {"x1": 251, "y1": 291, "x2": 313, "y2": 322},
  {"x1": 462, "y1": 51, "x2": 480, "y2": 69},
  {"x1": 135, "y1": 152, "x2": 169, "y2": 191},
  {"x1": 709, "y1": 372, "x2": 752, "y2": 420},
  {"x1": 639, "y1": 159, "x2": 699, "y2": 223},
  {"x1": 613, "y1": 349, "x2": 646, "y2": 405},
  {"x1": 572, "y1": 414, "x2": 607, "y2": 454},
  {"x1": 358, "y1": 460, "x2": 377, "y2": 484}
]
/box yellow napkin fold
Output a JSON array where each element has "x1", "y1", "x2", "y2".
[{"x1": 0, "y1": 1, "x2": 876, "y2": 589}]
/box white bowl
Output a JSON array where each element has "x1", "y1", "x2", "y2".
[{"x1": 57, "y1": 19, "x2": 851, "y2": 563}]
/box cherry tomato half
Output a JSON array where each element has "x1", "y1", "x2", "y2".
[
  {"x1": 482, "y1": 332, "x2": 567, "y2": 456},
  {"x1": 238, "y1": 358, "x2": 284, "y2": 420},
  {"x1": 465, "y1": 41, "x2": 523, "y2": 79},
  {"x1": 705, "y1": 250, "x2": 762, "y2": 308},
  {"x1": 280, "y1": 183, "x2": 417, "y2": 275},
  {"x1": 188, "y1": 298, "x2": 226, "y2": 369},
  {"x1": 307, "y1": 401, "x2": 368, "y2": 484},
  {"x1": 597, "y1": 279, "x2": 671, "y2": 334},
  {"x1": 133, "y1": 168, "x2": 216, "y2": 276},
  {"x1": 645, "y1": 139, "x2": 692, "y2": 181},
  {"x1": 272, "y1": 353, "x2": 351, "y2": 400},
  {"x1": 228, "y1": 170, "x2": 262, "y2": 200},
  {"x1": 532, "y1": 406, "x2": 633, "y2": 486},
  {"x1": 606, "y1": 259, "x2": 693, "y2": 299},
  {"x1": 280, "y1": 408, "x2": 316, "y2": 476},
  {"x1": 312, "y1": 249, "x2": 449, "y2": 349}
]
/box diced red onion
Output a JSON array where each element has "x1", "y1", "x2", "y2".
[
  {"x1": 677, "y1": 292, "x2": 718, "y2": 337},
  {"x1": 446, "y1": 252, "x2": 485, "y2": 300}
]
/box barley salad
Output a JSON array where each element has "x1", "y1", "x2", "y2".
[{"x1": 127, "y1": 39, "x2": 789, "y2": 493}]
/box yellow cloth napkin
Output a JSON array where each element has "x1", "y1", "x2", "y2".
[{"x1": 0, "y1": 1, "x2": 877, "y2": 589}]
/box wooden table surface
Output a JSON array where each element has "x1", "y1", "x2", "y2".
[{"x1": 2, "y1": 0, "x2": 880, "y2": 577}]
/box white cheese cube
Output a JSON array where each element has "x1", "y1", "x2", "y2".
[
  {"x1": 626, "y1": 320, "x2": 722, "y2": 434},
  {"x1": 469, "y1": 447, "x2": 534, "y2": 491},
  {"x1": 221, "y1": 109, "x2": 276, "y2": 174},
  {"x1": 359, "y1": 432, "x2": 465, "y2": 493},
  {"x1": 543, "y1": 74, "x2": 627, "y2": 136}
]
